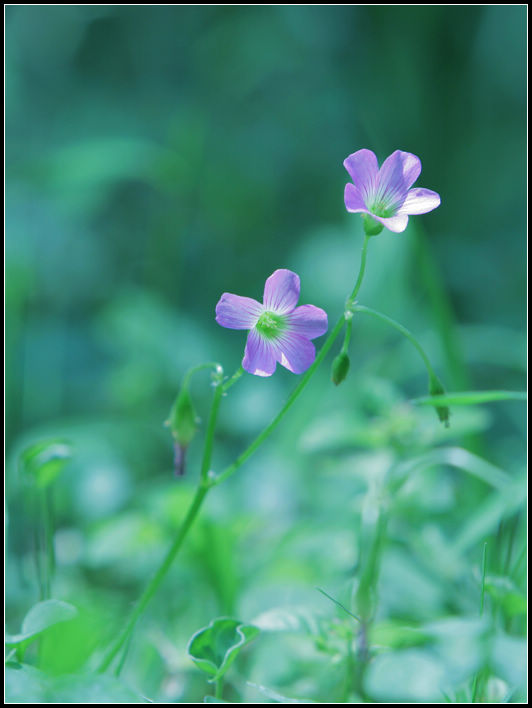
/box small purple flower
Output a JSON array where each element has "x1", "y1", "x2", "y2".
[
  {"x1": 344, "y1": 149, "x2": 441, "y2": 233},
  {"x1": 216, "y1": 269, "x2": 328, "y2": 377}
]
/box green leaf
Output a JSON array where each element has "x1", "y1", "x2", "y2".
[
  {"x1": 187, "y1": 617, "x2": 260, "y2": 682},
  {"x1": 413, "y1": 390, "x2": 526, "y2": 407},
  {"x1": 5, "y1": 599, "x2": 78, "y2": 646},
  {"x1": 20, "y1": 438, "x2": 73, "y2": 489},
  {"x1": 251, "y1": 606, "x2": 322, "y2": 635}
]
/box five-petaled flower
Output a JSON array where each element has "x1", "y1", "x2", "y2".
[
  {"x1": 216, "y1": 269, "x2": 328, "y2": 377},
  {"x1": 344, "y1": 149, "x2": 440, "y2": 233}
]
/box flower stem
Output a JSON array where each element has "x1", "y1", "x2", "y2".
[
  {"x1": 352, "y1": 304, "x2": 438, "y2": 380},
  {"x1": 212, "y1": 237, "x2": 372, "y2": 488},
  {"x1": 97, "y1": 483, "x2": 209, "y2": 673},
  {"x1": 347, "y1": 233, "x2": 371, "y2": 306},
  {"x1": 97, "y1": 369, "x2": 242, "y2": 674},
  {"x1": 97, "y1": 233, "x2": 372, "y2": 670},
  {"x1": 213, "y1": 314, "x2": 346, "y2": 487}
]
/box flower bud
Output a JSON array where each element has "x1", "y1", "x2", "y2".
[
  {"x1": 165, "y1": 385, "x2": 198, "y2": 476},
  {"x1": 167, "y1": 386, "x2": 198, "y2": 445},
  {"x1": 429, "y1": 374, "x2": 450, "y2": 427},
  {"x1": 331, "y1": 351, "x2": 350, "y2": 386}
]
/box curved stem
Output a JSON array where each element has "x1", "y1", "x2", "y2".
[
  {"x1": 98, "y1": 368, "x2": 244, "y2": 673},
  {"x1": 353, "y1": 304, "x2": 438, "y2": 380},
  {"x1": 222, "y1": 365, "x2": 244, "y2": 393},
  {"x1": 97, "y1": 232, "x2": 373, "y2": 670},
  {"x1": 97, "y1": 483, "x2": 209, "y2": 673},
  {"x1": 182, "y1": 362, "x2": 222, "y2": 388},
  {"x1": 200, "y1": 384, "x2": 225, "y2": 485},
  {"x1": 212, "y1": 315, "x2": 346, "y2": 487},
  {"x1": 347, "y1": 233, "x2": 371, "y2": 306}
]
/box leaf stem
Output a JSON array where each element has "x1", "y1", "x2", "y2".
[{"x1": 352, "y1": 304, "x2": 438, "y2": 380}]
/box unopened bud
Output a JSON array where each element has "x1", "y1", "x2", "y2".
[
  {"x1": 331, "y1": 352, "x2": 350, "y2": 386},
  {"x1": 166, "y1": 385, "x2": 198, "y2": 448},
  {"x1": 429, "y1": 374, "x2": 450, "y2": 427}
]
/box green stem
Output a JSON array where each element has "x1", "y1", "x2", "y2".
[
  {"x1": 215, "y1": 677, "x2": 224, "y2": 700},
  {"x1": 341, "y1": 318, "x2": 352, "y2": 355},
  {"x1": 182, "y1": 362, "x2": 222, "y2": 388},
  {"x1": 347, "y1": 234, "x2": 371, "y2": 306},
  {"x1": 212, "y1": 315, "x2": 346, "y2": 487},
  {"x1": 99, "y1": 366, "x2": 244, "y2": 673},
  {"x1": 38, "y1": 489, "x2": 54, "y2": 601},
  {"x1": 97, "y1": 483, "x2": 209, "y2": 673},
  {"x1": 352, "y1": 304, "x2": 438, "y2": 380},
  {"x1": 200, "y1": 385, "x2": 225, "y2": 486},
  {"x1": 222, "y1": 365, "x2": 244, "y2": 393},
  {"x1": 98, "y1": 232, "x2": 372, "y2": 670}
]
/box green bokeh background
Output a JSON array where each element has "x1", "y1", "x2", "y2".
[{"x1": 5, "y1": 6, "x2": 526, "y2": 703}]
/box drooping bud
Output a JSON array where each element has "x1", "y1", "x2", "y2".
[
  {"x1": 362, "y1": 214, "x2": 384, "y2": 237},
  {"x1": 331, "y1": 351, "x2": 350, "y2": 386},
  {"x1": 428, "y1": 374, "x2": 450, "y2": 428},
  {"x1": 165, "y1": 383, "x2": 198, "y2": 476}
]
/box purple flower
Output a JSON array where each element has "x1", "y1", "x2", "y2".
[
  {"x1": 344, "y1": 149, "x2": 440, "y2": 233},
  {"x1": 216, "y1": 269, "x2": 328, "y2": 377}
]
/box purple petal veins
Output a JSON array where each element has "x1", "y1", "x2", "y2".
[
  {"x1": 285, "y1": 305, "x2": 328, "y2": 339},
  {"x1": 271, "y1": 331, "x2": 316, "y2": 375},
  {"x1": 263, "y1": 269, "x2": 300, "y2": 313},
  {"x1": 343, "y1": 149, "x2": 379, "y2": 203},
  {"x1": 397, "y1": 188, "x2": 441, "y2": 215},
  {"x1": 242, "y1": 328, "x2": 277, "y2": 376},
  {"x1": 216, "y1": 269, "x2": 328, "y2": 377},
  {"x1": 343, "y1": 148, "x2": 440, "y2": 232},
  {"x1": 215, "y1": 293, "x2": 263, "y2": 329}
]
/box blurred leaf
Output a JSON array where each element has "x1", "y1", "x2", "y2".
[
  {"x1": 370, "y1": 621, "x2": 431, "y2": 650},
  {"x1": 5, "y1": 663, "x2": 144, "y2": 703},
  {"x1": 187, "y1": 617, "x2": 260, "y2": 682},
  {"x1": 365, "y1": 649, "x2": 445, "y2": 702},
  {"x1": 247, "y1": 682, "x2": 318, "y2": 703},
  {"x1": 452, "y1": 477, "x2": 526, "y2": 554},
  {"x1": 393, "y1": 447, "x2": 512, "y2": 491},
  {"x1": 484, "y1": 575, "x2": 527, "y2": 617},
  {"x1": 413, "y1": 390, "x2": 526, "y2": 406},
  {"x1": 5, "y1": 599, "x2": 78, "y2": 646},
  {"x1": 20, "y1": 438, "x2": 73, "y2": 489},
  {"x1": 252, "y1": 606, "x2": 322, "y2": 635}
]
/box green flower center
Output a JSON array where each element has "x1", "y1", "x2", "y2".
[
  {"x1": 370, "y1": 200, "x2": 395, "y2": 218},
  {"x1": 256, "y1": 311, "x2": 286, "y2": 339}
]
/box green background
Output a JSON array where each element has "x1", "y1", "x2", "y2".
[{"x1": 6, "y1": 6, "x2": 526, "y2": 703}]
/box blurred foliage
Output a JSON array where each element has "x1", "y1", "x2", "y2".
[{"x1": 5, "y1": 5, "x2": 526, "y2": 704}]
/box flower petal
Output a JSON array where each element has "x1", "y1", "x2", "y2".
[
  {"x1": 242, "y1": 329, "x2": 277, "y2": 376},
  {"x1": 372, "y1": 213, "x2": 409, "y2": 233},
  {"x1": 374, "y1": 150, "x2": 421, "y2": 212},
  {"x1": 344, "y1": 183, "x2": 369, "y2": 213},
  {"x1": 379, "y1": 150, "x2": 421, "y2": 190},
  {"x1": 263, "y1": 269, "x2": 300, "y2": 314},
  {"x1": 343, "y1": 149, "x2": 379, "y2": 202},
  {"x1": 271, "y1": 331, "x2": 316, "y2": 375},
  {"x1": 397, "y1": 188, "x2": 441, "y2": 215},
  {"x1": 216, "y1": 293, "x2": 263, "y2": 330},
  {"x1": 285, "y1": 305, "x2": 328, "y2": 340}
]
